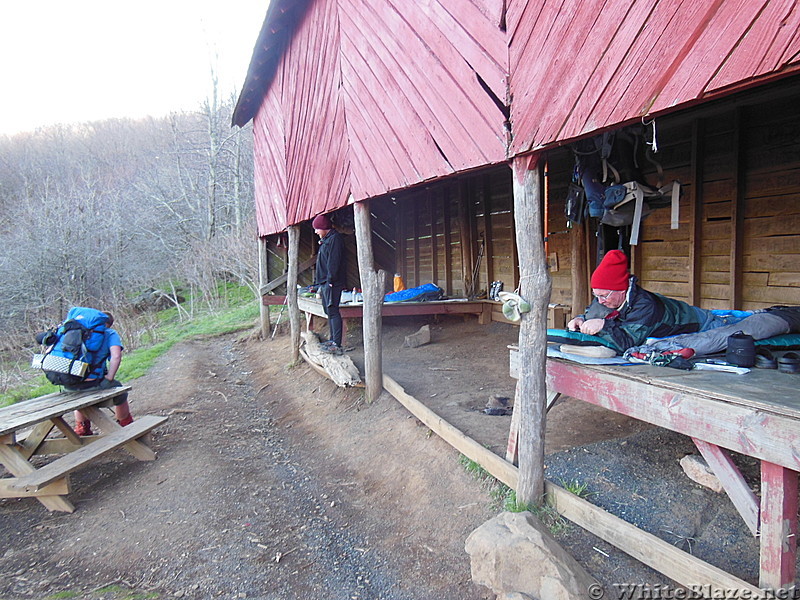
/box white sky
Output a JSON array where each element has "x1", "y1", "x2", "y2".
[{"x1": 0, "y1": 1, "x2": 269, "y2": 135}]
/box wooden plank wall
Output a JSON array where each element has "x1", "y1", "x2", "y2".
[
  {"x1": 389, "y1": 166, "x2": 516, "y2": 298},
  {"x1": 546, "y1": 82, "x2": 800, "y2": 312}
]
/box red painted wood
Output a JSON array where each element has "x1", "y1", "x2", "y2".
[
  {"x1": 545, "y1": 360, "x2": 800, "y2": 471},
  {"x1": 507, "y1": 0, "x2": 800, "y2": 155},
  {"x1": 708, "y1": 0, "x2": 799, "y2": 91},
  {"x1": 759, "y1": 461, "x2": 798, "y2": 589},
  {"x1": 651, "y1": 0, "x2": 768, "y2": 113},
  {"x1": 692, "y1": 438, "x2": 759, "y2": 536}
]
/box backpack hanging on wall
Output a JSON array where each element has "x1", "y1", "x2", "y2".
[{"x1": 32, "y1": 307, "x2": 111, "y2": 386}]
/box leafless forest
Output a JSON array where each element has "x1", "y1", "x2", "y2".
[{"x1": 0, "y1": 93, "x2": 256, "y2": 334}]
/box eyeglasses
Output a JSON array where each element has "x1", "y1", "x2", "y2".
[{"x1": 593, "y1": 290, "x2": 618, "y2": 301}]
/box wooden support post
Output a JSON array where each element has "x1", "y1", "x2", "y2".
[
  {"x1": 258, "y1": 236, "x2": 271, "y2": 339},
  {"x1": 287, "y1": 225, "x2": 302, "y2": 363},
  {"x1": 354, "y1": 200, "x2": 387, "y2": 403},
  {"x1": 688, "y1": 119, "x2": 704, "y2": 305},
  {"x1": 459, "y1": 181, "x2": 474, "y2": 297},
  {"x1": 511, "y1": 155, "x2": 552, "y2": 506},
  {"x1": 731, "y1": 109, "x2": 745, "y2": 308},
  {"x1": 570, "y1": 221, "x2": 589, "y2": 319},
  {"x1": 759, "y1": 461, "x2": 798, "y2": 589},
  {"x1": 443, "y1": 187, "x2": 453, "y2": 295}
]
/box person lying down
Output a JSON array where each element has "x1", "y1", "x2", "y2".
[{"x1": 566, "y1": 250, "x2": 800, "y2": 356}]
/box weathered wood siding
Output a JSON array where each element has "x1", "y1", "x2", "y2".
[
  {"x1": 252, "y1": 0, "x2": 351, "y2": 236},
  {"x1": 507, "y1": 0, "x2": 800, "y2": 156},
  {"x1": 390, "y1": 167, "x2": 515, "y2": 298},
  {"x1": 249, "y1": 0, "x2": 508, "y2": 237},
  {"x1": 337, "y1": 0, "x2": 508, "y2": 201},
  {"x1": 545, "y1": 82, "x2": 800, "y2": 312}
]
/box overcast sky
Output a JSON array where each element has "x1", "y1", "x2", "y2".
[{"x1": 0, "y1": 1, "x2": 268, "y2": 135}]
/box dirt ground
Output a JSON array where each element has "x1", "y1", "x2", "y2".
[{"x1": 0, "y1": 315, "x2": 765, "y2": 599}]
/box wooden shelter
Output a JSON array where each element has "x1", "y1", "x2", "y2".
[{"x1": 235, "y1": 0, "x2": 800, "y2": 592}]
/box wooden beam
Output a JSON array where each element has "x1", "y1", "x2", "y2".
[
  {"x1": 396, "y1": 200, "x2": 407, "y2": 283},
  {"x1": 443, "y1": 186, "x2": 453, "y2": 295},
  {"x1": 383, "y1": 374, "x2": 518, "y2": 487},
  {"x1": 731, "y1": 109, "x2": 745, "y2": 308},
  {"x1": 0, "y1": 445, "x2": 75, "y2": 512},
  {"x1": 459, "y1": 180, "x2": 474, "y2": 297},
  {"x1": 259, "y1": 256, "x2": 316, "y2": 295},
  {"x1": 759, "y1": 461, "x2": 798, "y2": 589},
  {"x1": 258, "y1": 236, "x2": 271, "y2": 338},
  {"x1": 570, "y1": 221, "x2": 589, "y2": 319},
  {"x1": 381, "y1": 372, "x2": 763, "y2": 596},
  {"x1": 692, "y1": 438, "x2": 759, "y2": 536},
  {"x1": 413, "y1": 196, "x2": 420, "y2": 286},
  {"x1": 483, "y1": 176, "x2": 495, "y2": 286},
  {"x1": 354, "y1": 200, "x2": 386, "y2": 403},
  {"x1": 512, "y1": 155, "x2": 552, "y2": 506},
  {"x1": 688, "y1": 119, "x2": 704, "y2": 305},
  {"x1": 429, "y1": 189, "x2": 438, "y2": 287},
  {"x1": 287, "y1": 225, "x2": 301, "y2": 363}
]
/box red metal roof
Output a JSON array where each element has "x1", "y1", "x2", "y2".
[
  {"x1": 507, "y1": 0, "x2": 800, "y2": 154},
  {"x1": 236, "y1": 0, "x2": 509, "y2": 236},
  {"x1": 236, "y1": 0, "x2": 800, "y2": 236}
]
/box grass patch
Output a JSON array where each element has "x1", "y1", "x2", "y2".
[
  {"x1": 43, "y1": 592, "x2": 80, "y2": 600},
  {"x1": 458, "y1": 454, "x2": 571, "y2": 535},
  {"x1": 559, "y1": 477, "x2": 594, "y2": 499}
]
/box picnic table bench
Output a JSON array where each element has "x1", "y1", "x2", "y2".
[{"x1": 0, "y1": 386, "x2": 167, "y2": 512}]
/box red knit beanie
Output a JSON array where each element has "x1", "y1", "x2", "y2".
[
  {"x1": 312, "y1": 214, "x2": 333, "y2": 230},
  {"x1": 591, "y1": 250, "x2": 630, "y2": 291}
]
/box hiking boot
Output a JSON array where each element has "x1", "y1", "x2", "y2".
[
  {"x1": 320, "y1": 342, "x2": 343, "y2": 355},
  {"x1": 74, "y1": 421, "x2": 93, "y2": 436},
  {"x1": 117, "y1": 415, "x2": 134, "y2": 427}
]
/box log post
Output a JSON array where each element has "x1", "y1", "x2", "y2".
[
  {"x1": 257, "y1": 236, "x2": 271, "y2": 339},
  {"x1": 512, "y1": 155, "x2": 552, "y2": 507},
  {"x1": 353, "y1": 200, "x2": 387, "y2": 402},
  {"x1": 286, "y1": 225, "x2": 302, "y2": 362}
]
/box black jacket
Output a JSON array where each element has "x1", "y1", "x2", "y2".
[
  {"x1": 583, "y1": 276, "x2": 704, "y2": 351},
  {"x1": 315, "y1": 230, "x2": 347, "y2": 288}
]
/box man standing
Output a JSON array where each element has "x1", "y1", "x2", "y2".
[{"x1": 313, "y1": 213, "x2": 348, "y2": 354}]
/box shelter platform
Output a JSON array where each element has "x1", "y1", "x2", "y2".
[
  {"x1": 509, "y1": 356, "x2": 800, "y2": 590},
  {"x1": 297, "y1": 296, "x2": 492, "y2": 340}
]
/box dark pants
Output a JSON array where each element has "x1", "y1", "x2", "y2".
[
  {"x1": 66, "y1": 378, "x2": 128, "y2": 405},
  {"x1": 320, "y1": 284, "x2": 344, "y2": 346}
]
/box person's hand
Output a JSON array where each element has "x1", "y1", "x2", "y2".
[
  {"x1": 567, "y1": 316, "x2": 585, "y2": 332},
  {"x1": 579, "y1": 318, "x2": 605, "y2": 335}
]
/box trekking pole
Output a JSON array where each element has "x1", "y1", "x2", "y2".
[{"x1": 271, "y1": 304, "x2": 286, "y2": 339}]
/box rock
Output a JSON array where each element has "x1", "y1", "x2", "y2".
[
  {"x1": 465, "y1": 511, "x2": 597, "y2": 600},
  {"x1": 404, "y1": 324, "x2": 431, "y2": 348},
  {"x1": 679, "y1": 454, "x2": 723, "y2": 493},
  {"x1": 499, "y1": 593, "x2": 535, "y2": 600}
]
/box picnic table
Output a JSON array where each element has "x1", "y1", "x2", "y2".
[{"x1": 0, "y1": 386, "x2": 167, "y2": 513}]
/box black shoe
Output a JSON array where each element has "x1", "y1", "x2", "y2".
[
  {"x1": 320, "y1": 342, "x2": 343, "y2": 355},
  {"x1": 778, "y1": 351, "x2": 800, "y2": 374},
  {"x1": 754, "y1": 347, "x2": 778, "y2": 369}
]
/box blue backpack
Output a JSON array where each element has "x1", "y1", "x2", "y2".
[{"x1": 36, "y1": 307, "x2": 111, "y2": 386}]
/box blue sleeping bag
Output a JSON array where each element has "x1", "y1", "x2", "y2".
[{"x1": 384, "y1": 283, "x2": 444, "y2": 303}]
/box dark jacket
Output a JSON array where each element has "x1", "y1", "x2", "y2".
[
  {"x1": 585, "y1": 276, "x2": 704, "y2": 352},
  {"x1": 315, "y1": 230, "x2": 347, "y2": 288}
]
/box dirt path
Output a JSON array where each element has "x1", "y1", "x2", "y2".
[
  {"x1": 1, "y1": 318, "x2": 762, "y2": 599},
  {"x1": 0, "y1": 332, "x2": 499, "y2": 599}
]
